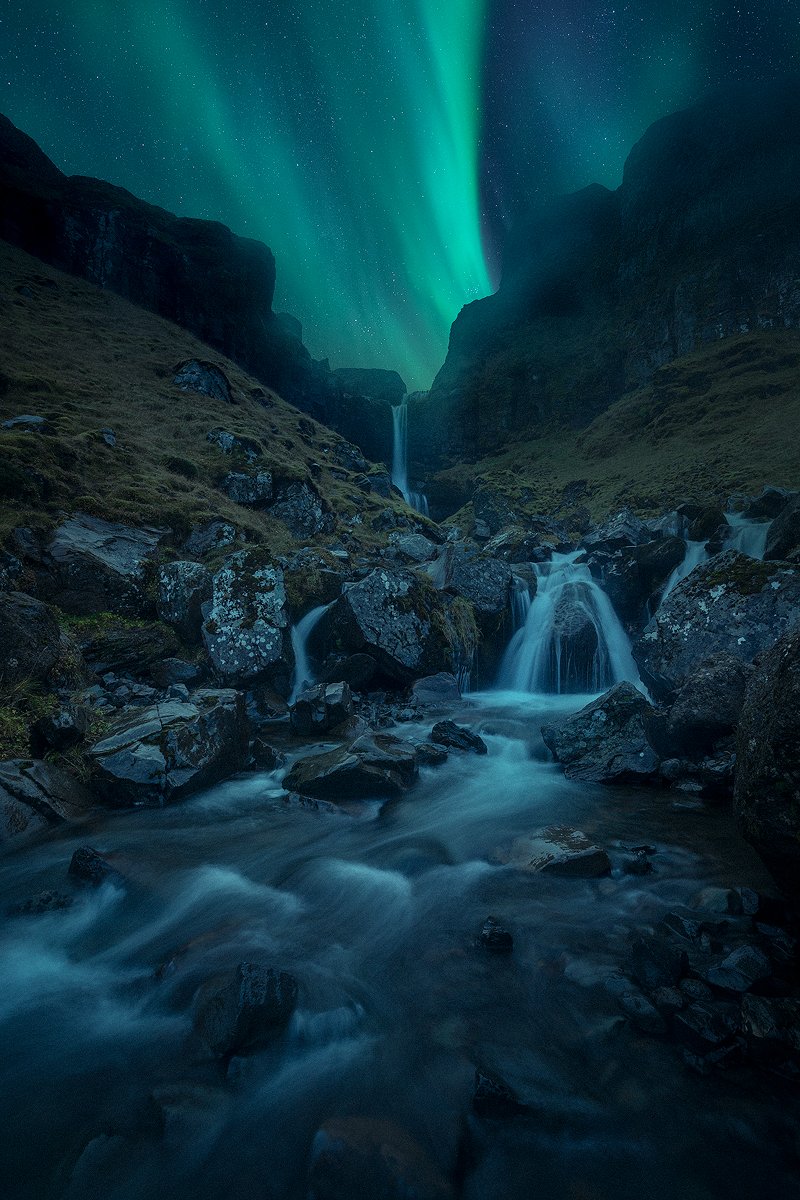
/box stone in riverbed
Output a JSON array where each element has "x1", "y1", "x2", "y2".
[
  {"x1": 701, "y1": 945, "x2": 772, "y2": 993},
  {"x1": 660, "y1": 652, "x2": 752, "y2": 758},
  {"x1": 741, "y1": 994, "x2": 800, "y2": 1050},
  {"x1": 478, "y1": 916, "x2": 513, "y2": 954},
  {"x1": 289, "y1": 682, "x2": 353, "y2": 736},
  {"x1": 430, "y1": 720, "x2": 487, "y2": 755},
  {"x1": 410, "y1": 673, "x2": 462, "y2": 708},
  {"x1": 68, "y1": 846, "x2": 122, "y2": 887},
  {"x1": 0, "y1": 759, "x2": 95, "y2": 843},
  {"x1": 494, "y1": 826, "x2": 611, "y2": 878},
  {"x1": 308, "y1": 1117, "x2": 454, "y2": 1200},
  {"x1": 193, "y1": 962, "x2": 298, "y2": 1058},
  {"x1": 541, "y1": 682, "x2": 660, "y2": 784},
  {"x1": 472, "y1": 1069, "x2": 526, "y2": 1117},
  {"x1": 283, "y1": 732, "x2": 418, "y2": 802}
]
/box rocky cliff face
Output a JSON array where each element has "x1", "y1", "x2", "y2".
[
  {"x1": 0, "y1": 114, "x2": 397, "y2": 466},
  {"x1": 412, "y1": 81, "x2": 800, "y2": 471}
]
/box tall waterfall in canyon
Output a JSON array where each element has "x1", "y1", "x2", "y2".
[{"x1": 391, "y1": 400, "x2": 429, "y2": 516}]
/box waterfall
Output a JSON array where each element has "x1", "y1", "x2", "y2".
[
  {"x1": 661, "y1": 539, "x2": 708, "y2": 602},
  {"x1": 289, "y1": 603, "x2": 332, "y2": 703},
  {"x1": 391, "y1": 399, "x2": 429, "y2": 515},
  {"x1": 497, "y1": 552, "x2": 641, "y2": 695},
  {"x1": 509, "y1": 571, "x2": 533, "y2": 630},
  {"x1": 724, "y1": 512, "x2": 771, "y2": 559}
]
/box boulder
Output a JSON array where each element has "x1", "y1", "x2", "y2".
[
  {"x1": 0, "y1": 591, "x2": 63, "y2": 685},
  {"x1": 173, "y1": 359, "x2": 233, "y2": 404},
  {"x1": 633, "y1": 551, "x2": 800, "y2": 700},
  {"x1": 541, "y1": 683, "x2": 660, "y2": 784},
  {"x1": 319, "y1": 568, "x2": 453, "y2": 685},
  {"x1": 444, "y1": 549, "x2": 512, "y2": 616},
  {"x1": 157, "y1": 561, "x2": 213, "y2": 643},
  {"x1": 741, "y1": 995, "x2": 800, "y2": 1050},
  {"x1": 478, "y1": 916, "x2": 514, "y2": 954},
  {"x1": 472, "y1": 1069, "x2": 526, "y2": 1117},
  {"x1": 201, "y1": 552, "x2": 292, "y2": 691},
  {"x1": 206, "y1": 427, "x2": 262, "y2": 461},
  {"x1": 319, "y1": 653, "x2": 378, "y2": 691},
  {"x1": 494, "y1": 826, "x2": 611, "y2": 877},
  {"x1": 44, "y1": 514, "x2": 165, "y2": 616},
  {"x1": 88, "y1": 689, "x2": 248, "y2": 806},
  {"x1": 68, "y1": 846, "x2": 122, "y2": 887},
  {"x1": 289, "y1": 682, "x2": 353, "y2": 736},
  {"x1": 734, "y1": 629, "x2": 800, "y2": 889},
  {"x1": 765, "y1": 494, "x2": 800, "y2": 562},
  {"x1": 183, "y1": 520, "x2": 238, "y2": 557},
  {"x1": 701, "y1": 945, "x2": 772, "y2": 993},
  {"x1": 31, "y1": 703, "x2": 88, "y2": 753},
  {"x1": 271, "y1": 482, "x2": 331, "y2": 538},
  {"x1": 308, "y1": 1117, "x2": 453, "y2": 1200},
  {"x1": 76, "y1": 621, "x2": 179, "y2": 678},
  {"x1": 429, "y1": 720, "x2": 487, "y2": 755},
  {"x1": 2, "y1": 413, "x2": 48, "y2": 431},
  {"x1": 387, "y1": 532, "x2": 438, "y2": 564},
  {"x1": 0, "y1": 759, "x2": 95, "y2": 841},
  {"x1": 580, "y1": 508, "x2": 650, "y2": 553},
  {"x1": 409, "y1": 673, "x2": 461, "y2": 708},
  {"x1": 472, "y1": 487, "x2": 518, "y2": 535},
  {"x1": 742, "y1": 486, "x2": 798, "y2": 521},
  {"x1": 219, "y1": 470, "x2": 273, "y2": 507},
  {"x1": 192, "y1": 962, "x2": 298, "y2": 1058},
  {"x1": 659, "y1": 652, "x2": 752, "y2": 758},
  {"x1": 283, "y1": 732, "x2": 418, "y2": 802}
]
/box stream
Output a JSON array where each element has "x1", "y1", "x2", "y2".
[{"x1": 0, "y1": 690, "x2": 796, "y2": 1200}]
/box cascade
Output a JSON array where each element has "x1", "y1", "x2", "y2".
[
  {"x1": 289, "y1": 603, "x2": 332, "y2": 703},
  {"x1": 497, "y1": 552, "x2": 641, "y2": 694},
  {"x1": 724, "y1": 512, "x2": 771, "y2": 559},
  {"x1": 660, "y1": 539, "x2": 708, "y2": 602},
  {"x1": 391, "y1": 399, "x2": 429, "y2": 516}
]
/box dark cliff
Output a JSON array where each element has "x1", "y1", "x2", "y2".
[{"x1": 412, "y1": 80, "x2": 800, "y2": 471}]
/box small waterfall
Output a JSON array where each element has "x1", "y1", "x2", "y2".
[
  {"x1": 509, "y1": 571, "x2": 533, "y2": 630},
  {"x1": 497, "y1": 552, "x2": 641, "y2": 694},
  {"x1": 391, "y1": 399, "x2": 429, "y2": 516},
  {"x1": 661, "y1": 540, "x2": 708, "y2": 602},
  {"x1": 724, "y1": 512, "x2": 771, "y2": 559},
  {"x1": 289, "y1": 603, "x2": 332, "y2": 703}
]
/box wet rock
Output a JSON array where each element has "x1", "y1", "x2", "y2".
[
  {"x1": 308, "y1": 1117, "x2": 454, "y2": 1200},
  {"x1": 206, "y1": 427, "x2": 262, "y2": 461},
  {"x1": 173, "y1": 359, "x2": 233, "y2": 404},
  {"x1": 478, "y1": 916, "x2": 513, "y2": 954},
  {"x1": 414, "y1": 742, "x2": 449, "y2": 767},
  {"x1": 735, "y1": 629, "x2": 800, "y2": 890},
  {"x1": 44, "y1": 514, "x2": 166, "y2": 616},
  {"x1": 580, "y1": 508, "x2": 650, "y2": 553},
  {"x1": 673, "y1": 1000, "x2": 740, "y2": 1054},
  {"x1": 249, "y1": 737, "x2": 284, "y2": 771},
  {"x1": 622, "y1": 850, "x2": 653, "y2": 876},
  {"x1": 0, "y1": 759, "x2": 95, "y2": 842},
  {"x1": 289, "y1": 682, "x2": 353, "y2": 736},
  {"x1": 691, "y1": 886, "x2": 751, "y2": 916},
  {"x1": 741, "y1": 994, "x2": 800, "y2": 1050},
  {"x1": 651, "y1": 986, "x2": 685, "y2": 1015},
  {"x1": 680, "y1": 978, "x2": 714, "y2": 1003},
  {"x1": 0, "y1": 591, "x2": 64, "y2": 685},
  {"x1": 8, "y1": 889, "x2": 74, "y2": 916},
  {"x1": 495, "y1": 826, "x2": 611, "y2": 877},
  {"x1": 541, "y1": 683, "x2": 660, "y2": 784},
  {"x1": 472, "y1": 1069, "x2": 526, "y2": 1117},
  {"x1": 88, "y1": 689, "x2": 248, "y2": 806},
  {"x1": 319, "y1": 653, "x2": 378, "y2": 691},
  {"x1": 201, "y1": 552, "x2": 292, "y2": 691},
  {"x1": 633, "y1": 551, "x2": 800, "y2": 701},
  {"x1": 410, "y1": 673, "x2": 461, "y2": 708},
  {"x1": 619, "y1": 990, "x2": 667, "y2": 1035},
  {"x1": 183, "y1": 520, "x2": 238, "y2": 557},
  {"x1": 430, "y1": 720, "x2": 487, "y2": 755},
  {"x1": 68, "y1": 845, "x2": 121, "y2": 887},
  {"x1": 283, "y1": 732, "x2": 418, "y2": 802},
  {"x1": 271, "y1": 482, "x2": 331, "y2": 538},
  {"x1": 765, "y1": 494, "x2": 800, "y2": 562},
  {"x1": 76, "y1": 621, "x2": 179, "y2": 678},
  {"x1": 742, "y1": 486, "x2": 798, "y2": 521},
  {"x1": 157, "y1": 561, "x2": 213, "y2": 643},
  {"x1": 192, "y1": 962, "x2": 298, "y2": 1058},
  {"x1": 31, "y1": 703, "x2": 89, "y2": 753},
  {"x1": 629, "y1": 935, "x2": 688, "y2": 991},
  {"x1": 319, "y1": 568, "x2": 453, "y2": 684},
  {"x1": 219, "y1": 470, "x2": 273, "y2": 507},
  {"x1": 702, "y1": 945, "x2": 772, "y2": 993},
  {"x1": 658, "y1": 652, "x2": 752, "y2": 758}
]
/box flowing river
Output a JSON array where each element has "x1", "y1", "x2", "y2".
[{"x1": 0, "y1": 690, "x2": 795, "y2": 1200}]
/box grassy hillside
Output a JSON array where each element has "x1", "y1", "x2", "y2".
[
  {"x1": 0, "y1": 240, "x2": 415, "y2": 553},
  {"x1": 429, "y1": 330, "x2": 800, "y2": 527}
]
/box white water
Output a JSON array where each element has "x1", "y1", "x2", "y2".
[
  {"x1": 724, "y1": 512, "x2": 771, "y2": 559},
  {"x1": 391, "y1": 400, "x2": 429, "y2": 516},
  {"x1": 660, "y1": 539, "x2": 708, "y2": 602},
  {"x1": 497, "y1": 552, "x2": 642, "y2": 694},
  {"x1": 289, "y1": 603, "x2": 332, "y2": 703}
]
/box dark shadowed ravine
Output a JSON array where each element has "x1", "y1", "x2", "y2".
[{"x1": 0, "y1": 691, "x2": 795, "y2": 1200}]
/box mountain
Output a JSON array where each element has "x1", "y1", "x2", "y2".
[{"x1": 410, "y1": 80, "x2": 800, "y2": 478}]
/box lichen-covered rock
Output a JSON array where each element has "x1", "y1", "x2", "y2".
[
  {"x1": 157, "y1": 561, "x2": 213, "y2": 643},
  {"x1": 0, "y1": 759, "x2": 95, "y2": 842},
  {"x1": 319, "y1": 568, "x2": 453, "y2": 684},
  {"x1": 633, "y1": 551, "x2": 800, "y2": 700},
  {"x1": 0, "y1": 591, "x2": 63, "y2": 685},
  {"x1": 201, "y1": 552, "x2": 292, "y2": 691},
  {"x1": 206, "y1": 427, "x2": 262, "y2": 461},
  {"x1": 88, "y1": 689, "x2": 248, "y2": 806},
  {"x1": 271, "y1": 482, "x2": 331, "y2": 538},
  {"x1": 219, "y1": 470, "x2": 273, "y2": 507},
  {"x1": 44, "y1": 514, "x2": 166, "y2": 616},
  {"x1": 173, "y1": 359, "x2": 233, "y2": 404},
  {"x1": 734, "y1": 630, "x2": 800, "y2": 890},
  {"x1": 283, "y1": 732, "x2": 418, "y2": 801},
  {"x1": 541, "y1": 682, "x2": 660, "y2": 784},
  {"x1": 183, "y1": 520, "x2": 238, "y2": 558}
]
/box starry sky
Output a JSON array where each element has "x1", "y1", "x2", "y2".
[{"x1": 2, "y1": 2, "x2": 798, "y2": 389}]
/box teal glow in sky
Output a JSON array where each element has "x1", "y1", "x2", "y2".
[{"x1": 2, "y1": 1, "x2": 799, "y2": 388}]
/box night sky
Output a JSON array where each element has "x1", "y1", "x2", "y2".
[{"x1": 2, "y1": 2, "x2": 798, "y2": 389}]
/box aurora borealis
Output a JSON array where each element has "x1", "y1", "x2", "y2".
[{"x1": 2, "y1": 2, "x2": 799, "y2": 388}]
